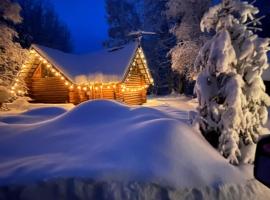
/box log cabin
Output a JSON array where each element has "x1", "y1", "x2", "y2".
[{"x1": 14, "y1": 42, "x2": 153, "y2": 105}]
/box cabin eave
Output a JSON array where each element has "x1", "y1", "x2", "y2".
[{"x1": 15, "y1": 43, "x2": 153, "y2": 105}]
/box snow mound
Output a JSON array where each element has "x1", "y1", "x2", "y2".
[
  {"x1": 23, "y1": 107, "x2": 67, "y2": 116},
  {"x1": 0, "y1": 107, "x2": 67, "y2": 124},
  {"x1": 0, "y1": 100, "x2": 258, "y2": 187}
]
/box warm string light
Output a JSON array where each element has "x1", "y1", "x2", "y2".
[
  {"x1": 14, "y1": 49, "x2": 153, "y2": 95},
  {"x1": 120, "y1": 83, "x2": 148, "y2": 93},
  {"x1": 134, "y1": 48, "x2": 153, "y2": 85},
  {"x1": 10, "y1": 49, "x2": 74, "y2": 96},
  {"x1": 10, "y1": 52, "x2": 35, "y2": 95},
  {"x1": 33, "y1": 51, "x2": 73, "y2": 87},
  {"x1": 30, "y1": 49, "x2": 35, "y2": 54},
  {"x1": 75, "y1": 82, "x2": 118, "y2": 92},
  {"x1": 10, "y1": 80, "x2": 26, "y2": 96},
  {"x1": 71, "y1": 82, "x2": 149, "y2": 96}
]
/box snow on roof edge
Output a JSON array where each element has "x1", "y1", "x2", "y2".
[
  {"x1": 31, "y1": 42, "x2": 139, "y2": 84},
  {"x1": 31, "y1": 44, "x2": 75, "y2": 83}
]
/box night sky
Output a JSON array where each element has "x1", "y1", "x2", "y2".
[
  {"x1": 50, "y1": 0, "x2": 108, "y2": 53},
  {"x1": 48, "y1": 0, "x2": 266, "y2": 53},
  {"x1": 50, "y1": 0, "x2": 219, "y2": 54}
]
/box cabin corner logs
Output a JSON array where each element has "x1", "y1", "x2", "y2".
[{"x1": 15, "y1": 43, "x2": 153, "y2": 105}]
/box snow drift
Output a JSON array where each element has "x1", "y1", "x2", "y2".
[
  {"x1": 0, "y1": 107, "x2": 67, "y2": 124},
  {"x1": 0, "y1": 178, "x2": 269, "y2": 200},
  {"x1": 0, "y1": 100, "x2": 255, "y2": 188}
]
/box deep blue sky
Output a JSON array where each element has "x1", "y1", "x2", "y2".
[
  {"x1": 50, "y1": 0, "x2": 220, "y2": 53},
  {"x1": 48, "y1": 0, "x2": 230, "y2": 53},
  {"x1": 50, "y1": 0, "x2": 108, "y2": 53}
]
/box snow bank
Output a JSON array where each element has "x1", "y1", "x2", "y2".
[
  {"x1": 0, "y1": 100, "x2": 255, "y2": 188},
  {"x1": 0, "y1": 178, "x2": 269, "y2": 200},
  {"x1": 0, "y1": 107, "x2": 67, "y2": 124}
]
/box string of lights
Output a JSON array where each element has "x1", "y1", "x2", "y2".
[{"x1": 12, "y1": 48, "x2": 152, "y2": 96}]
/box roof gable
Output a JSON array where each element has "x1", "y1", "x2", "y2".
[{"x1": 32, "y1": 42, "x2": 139, "y2": 83}]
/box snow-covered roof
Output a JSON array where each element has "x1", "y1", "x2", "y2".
[{"x1": 32, "y1": 42, "x2": 139, "y2": 83}]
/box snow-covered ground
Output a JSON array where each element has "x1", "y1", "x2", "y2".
[{"x1": 0, "y1": 96, "x2": 269, "y2": 199}]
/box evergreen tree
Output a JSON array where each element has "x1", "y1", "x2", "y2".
[{"x1": 195, "y1": 0, "x2": 270, "y2": 164}]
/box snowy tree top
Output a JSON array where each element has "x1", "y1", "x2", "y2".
[
  {"x1": 0, "y1": 0, "x2": 22, "y2": 24},
  {"x1": 200, "y1": 0, "x2": 260, "y2": 33}
]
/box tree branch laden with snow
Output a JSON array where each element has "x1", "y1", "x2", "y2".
[{"x1": 166, "y1": 0, "x2": 210, "y2": 81}]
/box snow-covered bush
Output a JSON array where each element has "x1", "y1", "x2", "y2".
[
  {"x1": 0, "y1": 85, "x2": 11, "y2": 110},
  {"x1": 7, "y1": 96, "x2": 30, "y2": 111},
  {"x1": 194, "y1": 0, "x2": 270, "y2": 164}
]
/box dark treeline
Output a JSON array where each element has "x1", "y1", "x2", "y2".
[{"x1": 16, "y1": 0, "x2": 73, "y2": 52}]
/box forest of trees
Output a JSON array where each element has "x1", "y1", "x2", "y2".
[
  {"x1": 105, "y1": 0, "x2": 270, "y2": 95},
  {"x1": 1, "y1": 0, "x2": 270, "y2": 100},
  {"x1": 16, "y1": 0, "x2": 73, "y2": 52}
]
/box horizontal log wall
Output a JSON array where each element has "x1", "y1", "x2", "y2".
[
  {"x1": 23, "y1": 58, "x2": 70, "y2": 103},
  {"x1": 69, "y1": 62, "x2": 147, "y2": 105},
  {"x1": 69, "y1": 83, "x2": 120, "y2": 105},
  {"x1": 122, "y1": 53, "x2": 147, "y2": 105},
  {"x1": 23, "y1": 50, "x2": 149, "y2": 105},
  {"x1": 29, "y1": 77, "x2": 69, "y2": 103}
]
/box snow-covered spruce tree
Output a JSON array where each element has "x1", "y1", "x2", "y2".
[
  {"x1": 0, "y1": 0, "x2": 26, "y2": 109},
  {"x1": 166, "y1": 0, "x2": 210, "y2": 90},
  {"x1": 194, "y1": 0, "x2": 270, "y2": 164}
]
